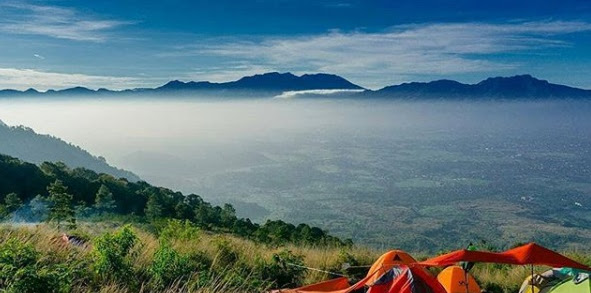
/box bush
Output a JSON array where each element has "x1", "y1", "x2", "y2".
[
  {"x1": 212, "y1": 238, "x2": 240, "y2": 268},
  {"x1": 158, "y1": 219, "x2": 201, "y2": 241},
  {"x1": 91, "y1": 225, "x2": 138, "y2": 284},
  {"x1": 150, "y1": 241, "x2": 207, "y2": 288},
  {"x1": 253, "y1": 249, "x2": 306, "y2": 289},
  {"x1": 0, "y1": 239, "x2": 72, "y2": 293}
]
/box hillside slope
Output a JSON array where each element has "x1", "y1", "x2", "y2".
[{"x1": 0, "y1": 120, "x2": 139, "y2": 181}]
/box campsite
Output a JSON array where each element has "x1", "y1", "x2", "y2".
[
  {"x1": 274, "y1": 243, "x2": 591, "y2": 293},
  {"x1": 1, "y1": 217, "x2": 590, "y2": 293}
]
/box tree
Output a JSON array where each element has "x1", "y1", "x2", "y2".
[
  {"x1": 47, "y1": 180, "x2": 76, "y2": 229},
  {"x1": 145, "y1": 193, "x2": 164, "y2": 220},
  {"x1": 221, "y1": 203, "x2": 237, "y2": 228},
  {"x1": 94, "y1": 184, "x2": 116, "y2": 214},
  {"x1": 4, "y1": 193, "x2": 23, "y2": 213}
]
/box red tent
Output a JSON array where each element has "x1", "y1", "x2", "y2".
[
  {"x1": 367, "y1": 266, "x2": 447, "y2": 293},
  {"x1": 418, "y1": 242, "x2": 591, "y2": 271},
  {"x1": 272, "y1": 265, "x2": 446, "y2": 293}
]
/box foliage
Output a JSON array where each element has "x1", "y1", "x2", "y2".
[
  {"x1": 91, "y1": 225, "x2": 138, "y2": 284},
  {"x1": 94, "y1": 184, "x2": 116, "y2": 214},
  {"x1": 149, "y1": 241, "x2": 199, "y2": 288},
  {"x1": 158, "y1": 219, "x2": 201, "y2": 241},
  {"x1": 3, "y1": 193, "x2": 22, "y2": 214},
  {"x1": 0, "y1": 239, "x2": 72, "y2": 293},
  {"x1": 47, "y1": 180, "x2": 76, "y2": 229},
  {"x1": 254, "y1": 250, "x2": 306, "y2": 289},
  {"x1": 0, "y1": 154, "x2": 346, "y2": 247}
]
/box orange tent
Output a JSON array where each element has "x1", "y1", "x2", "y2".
[
  {"x1": 272, "y1": 250, "x2": 426, "y2": 293},
  {"x1": 366, "y1": 250, "x2": 417, "y2": 284},
  {"x1": 418, "y1": 243, "x2": 591, "y2": 271},
  {"x1": 436, "y1": 266, "x2": 481, "y2": 293}
]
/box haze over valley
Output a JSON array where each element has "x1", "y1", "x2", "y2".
[{"x1": 1, "y1": 96, "x2": 590, "y2": 251}]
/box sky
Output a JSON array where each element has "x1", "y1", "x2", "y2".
[{"x1": 1, "y1": 0, "x2": 591, "y2": 90}]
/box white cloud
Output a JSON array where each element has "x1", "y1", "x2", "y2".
[
  {"x1": 33, "y1": 54, "x2": 45, "y2": 60},
  {"x1": 0, "y1": 68, "x2": 150, "y2": 91},
  {"x1": 274, "y1": 89, "x2": 364, "y2": 99},
  {"x1": 0, "y1": 1, "x2": 132, "y2": 41},
  {"x1": 173, "y1": 20, "x2": 591, "y2": 88},
  {"x1": 183, "y1": 64, "x2": 277, "y2": 83}
]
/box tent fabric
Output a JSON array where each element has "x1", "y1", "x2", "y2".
[
  {"x1": 274, "y1": 265, "x2": 444, "y2": 293},
  {"x1": 548, "y1": 274, "x2": 590, "y2": 293},
  {"x1": 366, "y1": 266, "x2": 448, "y2": 293},
  {"x1": 271, "y1": 277, "x2": 351, "y2": 293},
  {"x1": 366, "y1": 250, "x2": 417, "y2": 285},
  {"x1": 518, "y1": 269, "x2": 570, "y2": 293},
  {"x1": 500, "y1": 243, "x2": 591, "y2": 271},
  {"x1": 273, "y1": 272, "x2": 373, "y2": 293},
  {"x1": 436, "y1": 266, "x2": 481, "y2": 293},
  {"x1": 418, "y1": 249, "x2": 515, "y2": 267},
  {"x1": 419, "y1": 243, "x2": 591, "y2": 271}
]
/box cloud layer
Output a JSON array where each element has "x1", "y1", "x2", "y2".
[
  {"x1": 0, "y1": 2, "x2": 131, "y2": 41},
  {"x1": 0, "y1": 68, "x2": 148, "y2": 91},
  {"x1": 178, "y1": 20, "x2": 591, "y2": 88}
]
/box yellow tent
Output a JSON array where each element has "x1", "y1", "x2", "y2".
[{"x1": 437, "y1": 266, "x2": 481, "y2": 293}]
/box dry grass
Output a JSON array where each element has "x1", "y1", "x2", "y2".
[{"x1": 1, "y1": 222, "x2": 589, "y2": 293}]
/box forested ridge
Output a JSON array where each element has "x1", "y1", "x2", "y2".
[{"x1": 0, "y1": 153, "x2": 349, "y2": 246}]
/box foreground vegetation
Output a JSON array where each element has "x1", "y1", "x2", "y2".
[
  {"x1": 0, "y1": 221, "x2": 369, "y2": 293},
  {"x1": 1, "y1": 154, "x2": 590, "y2": 292},
  {"x1": 1, "y1": 222, "x2": 589, "y2": 293}
]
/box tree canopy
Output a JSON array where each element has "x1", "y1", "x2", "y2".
[{"x1": 0, "y1": 154, "x2": 349, "y2": 246}]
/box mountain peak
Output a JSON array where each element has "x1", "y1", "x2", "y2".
[
  {"x1": 477, "y1": 74, "x2": 544, "y2": 85},
  {"x1": 374, "y1": 74, "x2": 590, "y2": 99},
  {"x1": 161, "y1": 80, "x2": 186, "y2": 88},
  {"x1": 155, "y1": 72, "x2": 363, "y2": 92}
]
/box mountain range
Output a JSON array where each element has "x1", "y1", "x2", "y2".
[
  {"x1": 1, "y1": 72, "x2": 590, "y2": 99},
  {"x1": 0, "y1": 120, "x2": 139, "y2": 181}
]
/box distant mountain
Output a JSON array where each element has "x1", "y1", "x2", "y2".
[
  {"x1": 0, "y1": 121, "x2": 140, "y2": 181},
  {"x1": 0, "y1": 73, "x2": 589, "y2": 100},
  {"x1": 0, "y1": 72, "x2": 364, "y2": 98},
  {"x1": 155, "y1": 72, "x2": 364, "y2": 97},
  {"x1": 368, "y1": 75, "x2": 591, "y2": 100}
]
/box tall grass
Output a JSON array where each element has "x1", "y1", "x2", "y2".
[{"x1": 0, "y1": 222, "x2": 589, "y2": 293}]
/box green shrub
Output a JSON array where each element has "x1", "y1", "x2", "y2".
[
  {"x1": 158, "y1": 219, "x2": 201, "y2": 241},
  {"x1": 326, "y1": 250, "x2": 367, "y2": 279},
  {"x1": 212, "y1": 238, "x2": 240, "y2": 268},
  {"x1": 482, "y1": 282, "x2": 507, "y2": 293},
  {"x1": 91, "y1": 225, "x2": 138, "y2": 284},
  {"x1": 253, "y1": 249, "x2": 306, "y2": 289},
  {"x1": 0, "y1": 239, "x2": 72, "y2": 293},
  {"x1": 150, "y1": 241, "x2": 205, "y2": 288}
]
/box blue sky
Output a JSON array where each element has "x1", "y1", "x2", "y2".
[{"x1": 1, "y1": 0, "x2": 591, "y2": 90}]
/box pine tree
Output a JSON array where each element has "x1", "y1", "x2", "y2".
[
  {"x1": 47, "y1": 180, "x2": 76, "y2": 229},
  {"x1": 145, "y1": 193, "x2": 164, "y2": 220},
  {"x1": 94, "y1": 184, "x2": 116, "y2": 214}
]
